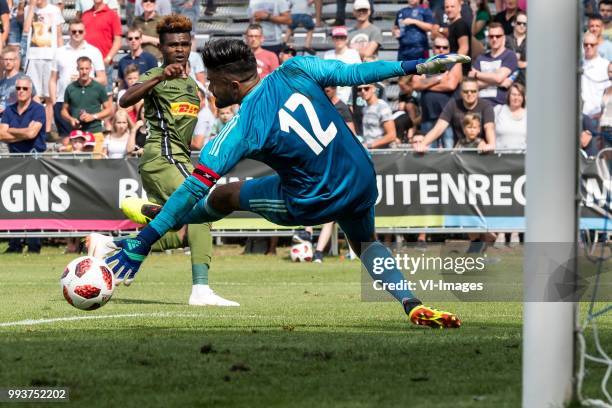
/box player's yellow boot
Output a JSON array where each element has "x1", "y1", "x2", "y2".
[
  {"x1": 120, "y1": 197, "x2": 162, "y2": 225},
  {"x1": 408, "y1": 305, "x2": 461, "y2": 329}
]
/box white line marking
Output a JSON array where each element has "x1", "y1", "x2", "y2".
[{"x1": 0, "y1": 312, "x2": 215, "y2": 327}]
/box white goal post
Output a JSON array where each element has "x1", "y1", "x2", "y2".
[{"x1": 522, "y1": 0, "x2": 579, "y2": 406}]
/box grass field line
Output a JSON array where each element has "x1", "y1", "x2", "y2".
[
  {"x1": 4, "y1": 281, "x2": 361, "y2": 286},
  {"x1": 0, "y1": 312, "x2": 262, "y2": 327}
]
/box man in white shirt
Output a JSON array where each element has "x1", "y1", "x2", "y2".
[
  {"x1": 323, "y1": 26, "x2": 361, "y2": 104},
  {"x1": 23, "y1": 0, "x2": 64, "y2": 133},
  {"x1": 49, "y1": 19, "x2": 106, "y2": 139},
  {"x1": 582, "y1": 32, "x2": 611, "y2": 120}
]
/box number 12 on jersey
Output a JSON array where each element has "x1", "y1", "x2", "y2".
[{"x1": 278, "y1": 93, "x2": 337, "y2": 155}]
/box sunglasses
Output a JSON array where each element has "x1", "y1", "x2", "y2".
[
  {"x1": 515, "y1": 21, "x2": 527, "y2": 26},
  {"x1": 355, "y1": 8, "x2": 369, "y2": 13},
  {"x1": 434, "y1": 45, "x2": 450, "y2": 49},
  {"x1": 584, "y1": 42, "x2": 597, "y2": 47},
  {"x1": 462, "y1": 89, "x2": 478, "y2": 94},
  {"x1": 488, "y1": 34, "x2": 504, "y2": 39},
  {"x1": 71, "y1": 30, "x2": 84, "y2": 34},
  {"x1": 142, "y1": 0, "x2": 156, "y2": 3},
  {"x1": 358, "y1": 87, "x2": 372, "y2": 92},
  {"x1": 15, "y1": 86, "x2": 30, "y2": 91},
  {"x1": 128, "y1": 36, "x2": 141, "y2": 40},
  {"x1": 332, "y1": 36, "x2": 347, "y2": 40}
]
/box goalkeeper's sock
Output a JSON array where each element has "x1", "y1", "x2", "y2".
[
  {"x1": 360, "y1": 241, "x2": 420, "y2": 307},
  {"x1": 192, "y1": 263, "x2": 209, "y2": 285},
  {"x1": 178, "y1": 196, "x2": 229, "y2": 225},
  {"x1": 138, "y1": 225, "x2": 162, "y2": 247}
]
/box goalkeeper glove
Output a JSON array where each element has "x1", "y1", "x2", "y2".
[
  {"x1": 105, "y1": 226, "x2": 160, "y2": 286},
  {"x1": 405, "y1": 54, "x2": 471, "y2": 75}
]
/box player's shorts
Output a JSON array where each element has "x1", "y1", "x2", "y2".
[
  {"x1": 289, "y1": 14, "x2": 315, "y2": 30},
  {"x1": 239, "y1": 175, "x2": 377, "y2": 233},
  {"x1": 25, "y1": 59, "x2": 51, "y2": 98},
  {"x1": 239, "y1": 175, "x2": 296, "y2": 226},
  {"x1": 140, "y1": 157, "x2": 194, "y2": 204}
]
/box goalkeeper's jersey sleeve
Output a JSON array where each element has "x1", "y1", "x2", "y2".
[{"x1": 138, "y1": 67, "x2": 201, "y2": 165}]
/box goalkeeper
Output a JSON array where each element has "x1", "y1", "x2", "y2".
[
  {"x1": 110, "y1": 38, "x2": 469, "y2": 328},
  {"x1": 111, "y1": 15, "x2": 238, "y2": 307}
]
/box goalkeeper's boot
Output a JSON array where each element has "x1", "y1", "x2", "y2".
[
  {"x1": 188, "y1": 285, "x2": 240, "y2": 307},
  {"x1": 121, "y1": 197, "x2": 162, "y2": 225},
  {"x1": 416, "y1": 53, "x2": 471, "y2": 75},
  {"x1": 406, "y1": 302, "x2": 461, "y2": 329},
  {"x1": 85, "y1": 233, "x2": 117, "y2": 259}
]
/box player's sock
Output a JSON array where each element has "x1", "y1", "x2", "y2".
[
  {"x1": 192, "y1": 263, "x2": 209, "y2": 285},
  {"x1": 186, "y1": 223, "x2": 212, "y2": 281},
  {"x1": 360, "y1": 242, "x2": 421, "y2": 311}
]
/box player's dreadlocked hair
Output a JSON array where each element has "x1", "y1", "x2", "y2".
[
  {"x1": 156, "y1": 14, "x2": 192, "y2": 44},
  {"x1": 202, "y1": 39, "x2": 257, "y2": 81}
]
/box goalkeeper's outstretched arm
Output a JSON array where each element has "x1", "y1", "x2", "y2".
[{"x1": 285, "y1": 54, "x2": 471, "y2": 89}]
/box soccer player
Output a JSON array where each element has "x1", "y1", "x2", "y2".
[
  {"x1": 100, "y1": 15, "x2": 238, "y2": 307},
  {"x1": 110, "y1": 38, "x2": 469, "y2": 328}
]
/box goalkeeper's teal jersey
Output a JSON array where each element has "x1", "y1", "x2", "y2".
[
  {"x1": 149, "y1": 56, "x2": 406, "y2": 234},
  {"x1": 194, "y1": 57, "x2": 405, "y2": 218}
]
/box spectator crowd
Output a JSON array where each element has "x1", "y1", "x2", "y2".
[
  {"x1": 0, "y1": 0, "x2": 596, "y2": 158},
  {"x1": 0, "y1": 0, "x2": 609, "y2": 254}
]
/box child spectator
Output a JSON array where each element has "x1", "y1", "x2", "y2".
[
  {"x1": 192, "y1": 86, "x2": 216, "y2": 151},
  {"x1": 211, "y1": 105, "x2": 237, "y2": 137},
  {"x1": 117, "y1": 64, "x2": 142, "y2": 124},
  {"x1": 127, "y1": 105, "x2": 147, "y2": 156},
  {"x1": 455, "y1": 113, "x2": 484, "y2": 149},
  {"x1": 82, "y1": 130, "x2": 97, "y2": 153},
  {"x1": 68, "y1": 128, "x2": 87, "y2": 151},
  {"x1": 284, "y1": 0, "x2": 315, "y2": 53},
  {"x1": 103, "y1": 109, "x2": 131, "y2": 158}
]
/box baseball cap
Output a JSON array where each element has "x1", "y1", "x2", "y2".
[
  {"x1": 331, "y1": 26, "x2": 348, "y2": 37},
  {"x1": 69, "y1": 130, "x2": 87, "y2": 141},
  {"x1": 353, "y1": 0, "x2": 370, "y2": 10},
  {"x1": 84, "y1": 132, "x2": 96, "y2": 147}
]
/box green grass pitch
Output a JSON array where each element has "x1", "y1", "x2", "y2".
[{"x1": 0, "y1": 245, "x2": 610, "y2": 407}]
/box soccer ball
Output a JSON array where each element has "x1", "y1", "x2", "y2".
[
  {"x1": 290, "y1": 241, "x2": 313, "y2": 262},
  {"x1": 60, "y1": 256, "x2": 115, "y2": 310}
]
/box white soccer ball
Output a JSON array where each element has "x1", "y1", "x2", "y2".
[
  {"x1": 290, "y1": 241, "x2": 313, "y2": 262},
  {"x1": 60, "y1": 256, "x2": 115, "y2": 310}
]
